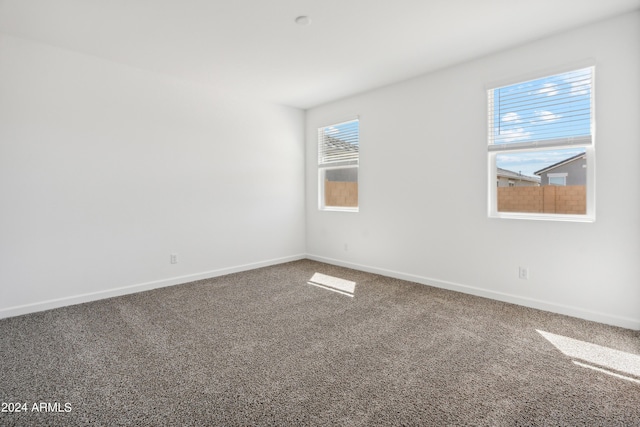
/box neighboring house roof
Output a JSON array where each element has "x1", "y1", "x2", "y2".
[
  {"x1": 321, "y1": 135, "x2": 359, "y2": 163},
  {"x1": 497, "y1": 168, "x2": 540, "y2": 184},
  {"x1": 534, "y1": 153, "x2": 585, "y2": 176}
]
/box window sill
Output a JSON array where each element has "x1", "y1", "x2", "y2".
[
  {"x1": 320, "y1": 207, "x2": 359, "y2": 213},
  {"x1": 489, "y1": 212, "x2": 595, "y2": 223}
]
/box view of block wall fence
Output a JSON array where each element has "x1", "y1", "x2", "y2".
[
  {"x1": 325, "y1": 180, "x2": 358, "y2": 207},
  {"x1": 498, "y1": 185, "x2": 586, "y2": 214},
  {"x1": 325, "y1": 180, "x2": 584, "y2": 213}
]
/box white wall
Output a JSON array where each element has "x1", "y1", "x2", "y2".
[
  {"x1": 0, "y1": 34, "x2": 306, "y2": 317},
  {"x1": 306, "y1": 12, "x2": 640, "y2": 329}
]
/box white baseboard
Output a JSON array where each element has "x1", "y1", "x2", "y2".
[
  {"x1": 0, "y1": 254, "x2": 306, "y2": 320},
  {"x1": 306, "y1": 254, "x2": 640, "y2": 331},
  {"x1": 4, "y1": 252, "x2": 638, "y2": 331}
]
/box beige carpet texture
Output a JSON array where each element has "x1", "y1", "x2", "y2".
[{"x1": 1, "y1": 259, "x2": 639, "y2": 426}]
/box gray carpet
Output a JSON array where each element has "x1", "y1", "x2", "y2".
[{"x1": 1, "y1": 259, "x2": 639, "y2": 426}]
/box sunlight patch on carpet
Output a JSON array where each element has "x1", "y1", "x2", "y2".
[
  {"x1": 538, "y1": 329, "x2": 640, "y2": 382},
  {"x1": 572, "y1": 361, "x2": 640, "y2": 384},
  {"x1": 307, "y1": 273, "x2": 356, "y2": 297}
]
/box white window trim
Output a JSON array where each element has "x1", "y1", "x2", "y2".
[
  {"x1": 318, "y1": 165, "x2": 359, "y2": 212},
  {"x1": 318, "y1": 117, "x2": 360, "y2": 213},
  {"x1": 488, "y1": 146, "x2": 595, "y2": 222},
  {"x1": 487, "y1": 65, "x2": 596, "y2": 223}
]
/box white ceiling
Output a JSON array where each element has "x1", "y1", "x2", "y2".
[{"x1": 1, "y1": 0, "x2": 639, "y2": 109}]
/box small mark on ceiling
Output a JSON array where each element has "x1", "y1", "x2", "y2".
[{"x1": 295, "y1": 16, "x2": 311, "y2": 26}]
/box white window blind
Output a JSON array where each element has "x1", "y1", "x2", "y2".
[
  {"x1": 318, "y1": 119, "x2": 359, "y2": 167},
  {"x1": 488, "y1": 67, "x2": 593, "y2": 152}
]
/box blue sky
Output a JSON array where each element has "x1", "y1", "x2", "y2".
[
  {"x1": 322, "y1": 119, "x2": 359, "y2": 143},
  {"x1": 497, "y1": 148, "x2": 586, "y2": 177},
  {"x1": 493, "y1": 68, "x2": 591, "y2": 177}
]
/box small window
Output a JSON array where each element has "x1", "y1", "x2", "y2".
[
  {"x1": 318, "y1": 119, "x2": 359, "y2": 211},
  {"x1": 488, "y1": 67, "x2": 594, "y2": 221},
  {"x1": 548, "y1": 173, "x2": 568, "y2": 186}
]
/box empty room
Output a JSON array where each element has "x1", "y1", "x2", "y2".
[{"x1": 1, "y1": 1, "x2": 639, "y2": 425}]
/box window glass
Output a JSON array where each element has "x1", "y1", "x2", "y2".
[
  {"x1": 318, "y1": 119, "x2": 359, "y2": 211},
  {"x1": 488, "y1": 67, "x2": 593, "y2": 220},
  {"x1": 495, "y1": 148, "x2": 586, "y2": 215}
]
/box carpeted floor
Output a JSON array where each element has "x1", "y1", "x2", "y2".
[{"x1": 1, "y1": 259, "x2": 639, "y2": 426}]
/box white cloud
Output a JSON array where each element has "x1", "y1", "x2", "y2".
[
  {"x1": 496, "y1": 127, "x2": 532, "y2": 143},
  {"x1": 570, "y1": 80, "x2": 589, "y2": 96},
  {"x1": 500, "y1": 150, "x2": 584, "y2": 165},
  {"x1": 496, "y1": 154, "x2": 528, "y2": 163},
  {"x1": 324, "y1": 126, "x2": 339, "y2": 135},
  {"x1": 535, "y1": 110, "x2": 561, "y2": 122},
  {"x1": 498, "y1": 112, "x2": 530, "y2": 142},
  {"x1": 560, "y1": 69, "x2": 591, "y2": 96},
  {"x1": 501, "y1": 112, "x2": 521, "y2": 123},
  {"x1": 538, "y1": 83, "x2": 559, "y2": 96}
]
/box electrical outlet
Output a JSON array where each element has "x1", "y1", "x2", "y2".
[
  {"x1": 518, "y1": 267, "x2": 529, "y2": 280},
  {"x1": 170, "y1": 253, "x2": 178, "y2": 264}
]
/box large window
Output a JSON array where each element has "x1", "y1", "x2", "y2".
[
  {"x1": 487, "y1": 67, "x2": 595, "y2": 221},
  {"x1": 318, "y1": 119, "x2": 359, "y2": 211}
]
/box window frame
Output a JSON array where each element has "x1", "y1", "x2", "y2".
[
  {"x1": 548, "y1": 173, "x2": 568, "y2": 186},
  {"x1": 487, "y1": 65, "x2": 596, "y2": 222},
  {"x1": 317, "y1": 118, "x2": 360, "y2": 212}
]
